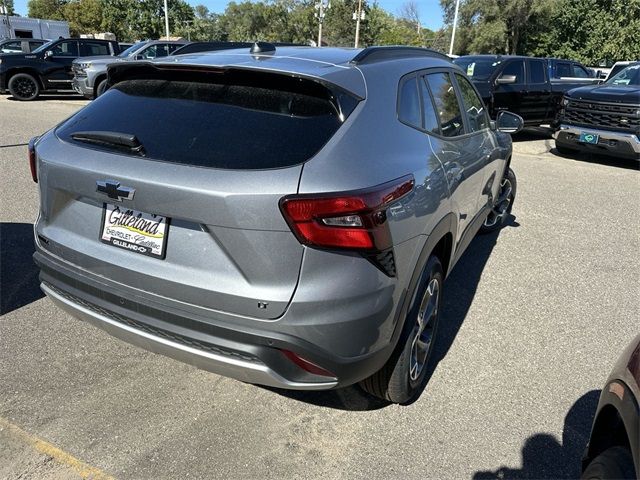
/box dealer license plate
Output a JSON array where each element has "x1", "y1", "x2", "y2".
[
  {"x1": 100, "y1": 203, "x2": 169, "y2": 258},
  {"x1": 579, "y1": 132, "x2": 599, "y2": 144}
]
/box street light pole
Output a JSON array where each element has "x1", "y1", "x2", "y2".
[
  {"x1": 448, "y1": 0, "x2": 460, "y2": 56},
  {"x1": 164, "y1": 0, "x2": 170, "y2": 40},
  {"x1": 1, "y1": 0, "x2": 12, "y2": 38},
  {"x1": 314, "y1": 0, "x2": 329, "y2": 47},
  {"x1": 353, "y1": 0, "x2": 363, "y2": 48}
]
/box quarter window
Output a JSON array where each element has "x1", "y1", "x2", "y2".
[
  {"x1": 425, "y1": 72, "x2": 465, "y2": 137},
  {"x1": 398, "y1": 76, "x2": 421, "y2": 128},
  {"x1": 419, "y1": 78, "x2": 440, "y2": 134},
  {"x1": 455, "y1": 74, "x2": 489, "y2": 132}
]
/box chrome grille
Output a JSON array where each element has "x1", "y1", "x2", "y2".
[{"x1": 564, "y1": 99, "x2": 639, "y2": 133}]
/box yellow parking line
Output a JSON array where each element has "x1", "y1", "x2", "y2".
[{"x1": 0, "y1": 416, "x2": 115, "y2": 480}]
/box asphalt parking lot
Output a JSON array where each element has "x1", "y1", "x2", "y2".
[{"x1": 1, "y1": 94, "x2": 638, "y2": 479}]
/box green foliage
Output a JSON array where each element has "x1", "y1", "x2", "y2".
[
  {"x1": 27, "y1": 0, "x2": 66, "y2": 20},
  {"x1": 64, "y1": 0, "x2": 102, "y2": 36},
  {"x1": 2, "y1": 0, "x2": 15, "y2": 15}
]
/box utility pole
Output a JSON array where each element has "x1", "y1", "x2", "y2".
[
  {"x1": 448, "y1": 0, "x2": 460, "y2": 56},
  {"x1": 182, "y1": 19, "x2": 193, "y2": 41},
  {"x1": 314, "y1": 0, "x2": 330, "y2": 47},
  {"x1": 1, "y1": 0, "x2": 11, "y2": 39},
  {"x1": 164, "y1": 0, "x2": 170, "y2": 40},
  {"x1": 353, "y1": 0, "x2": 364, "y2": 48}
]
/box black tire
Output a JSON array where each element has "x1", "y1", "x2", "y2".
[
  {"x1": 360, "y1": 255, "x2": 443, "y2": 404},
  {"x1": 555, "y1": 142, "x2": 578, "y2": 156},
  {"x1": 8, "y1": 73, "x2": 40, "y2": 101},
  {"x1": 581, "y1": 446, "x2": 636, "y2": 480},
  {"x1": 95, "y1": 78, "x2": 108, "y2": 98},
  {"x1": 480, "y1": 167, "x2": 516, "y2": 234}
]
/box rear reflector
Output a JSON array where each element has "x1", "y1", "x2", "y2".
[
  {"x1": 280, "y1": 175, "x2": 414, "y2": 251},
  {"x1": 281, "y1": 349, "x2": 336, "y2": 377},
  {"x1": 28, "y1": 137, "x2": 37, "y2": 183}
]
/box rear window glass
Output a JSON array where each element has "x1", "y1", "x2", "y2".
[{"x1": 57, "y1": 73, "x2": 354, "y2": 170}]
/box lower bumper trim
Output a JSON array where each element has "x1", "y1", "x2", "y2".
[{"x1": 41, "y1": 282, "x2": 338, "y2": 390}]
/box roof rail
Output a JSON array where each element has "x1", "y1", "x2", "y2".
[{"x1": 350, "y1": 46, "x2": 451, "y2": 65}]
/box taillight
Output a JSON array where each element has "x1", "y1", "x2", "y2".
[
  {"x1": 28, "y1": 137, "x2": 38, "y2": 183},
  {"x1": 280, "y1": 175, "x2": 414, "y2": 251}
]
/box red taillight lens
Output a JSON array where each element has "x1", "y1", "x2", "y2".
[
  {"x1": 281, "y1": 350, "x2": 336, "y2": 377},
  {"x1": 28, "y1": 137, "x2": 38, "y2": 183},
  {"x1": 280, "y1": 175, "x2": 414, "y2": 251}
]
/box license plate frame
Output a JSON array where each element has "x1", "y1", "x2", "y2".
[
  {"x1": 100, "y1": 203, "x2": 170, "y2": 259},
  {"x1": 579, "y1": 132, "x2": 599, "y2": 145}
]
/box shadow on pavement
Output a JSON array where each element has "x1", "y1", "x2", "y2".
[
  {"x1": 6, "y1": 94, "x2": 85, "y2": 102},
  {"x1": 512, "y1": 127, "x2": 555, "y2": 142},
  {"x1": 550, "y1": 148, "x2": 639, "y2": 171},
  {"x1": 0, "y1": 222, "x2": 43, "y2": 315},
  {"x1": 266, "y1": 214, "x2": 519, "y2": 411},
  {"x1": 474, "y1": 389, "x2": 600, "y2": 479}
]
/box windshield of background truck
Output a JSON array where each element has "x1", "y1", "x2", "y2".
[
  {"x1": 453, "y1": 58, "x2": 501, "y2": 81},
  {"x1": 606, "y1": 64, "x2": 640, "y2": 86},
  {"x1": 119, "y1": 42, "x2": 147, "y2": 57},
  {"x1": 31, "y1": 40, "x2": 57, "y2": 54}
]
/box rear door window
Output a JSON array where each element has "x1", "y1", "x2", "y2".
[
  {"x1": 528, "y1": 59, "x2": 546, "y2": 83},
  {"x1": 455, "y1": 74, "x2": 489, "y2": 132},
  {"x1": 425, "y1": 72, "x2": 466, "y2": 137},
  {"x1": 81, "y1": 41, "x2": 110, "y2": 56},
  {"x1": 56, "y1": 70, "x2": 357, "y2": 170}
]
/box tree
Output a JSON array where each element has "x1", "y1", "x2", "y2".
[
  {"x1": 27, "y1": 0, "x2": 66, "y2": 20},
  {"x1": 64, "y1": 0, "x2": 102, "y2": 36},
  {"x1": 1, "y1": 0, "x2": 15, "y2": 15}
]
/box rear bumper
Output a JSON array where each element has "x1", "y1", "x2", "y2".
[
  {"x1": 555, "y1": 124, "x2": 640, "y2": 160},
  {"x1": 34, "y1": 249, "x2": 400, "y2": 390}
]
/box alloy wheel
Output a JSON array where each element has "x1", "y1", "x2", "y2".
[
  {"x1": 484, "y1": 177, "x2": 513, "y2": 228},
  {"x1": 409, "y1": 277, "x2": 439, "y2": 382}
]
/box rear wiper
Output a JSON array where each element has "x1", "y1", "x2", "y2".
[{"x1": 70, "y1": 131, "x2": 146, "y2": 156}]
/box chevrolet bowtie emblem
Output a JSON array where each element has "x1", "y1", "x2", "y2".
[{"x1": 96, "y1": 180, "x2": 135, "y2": 202}]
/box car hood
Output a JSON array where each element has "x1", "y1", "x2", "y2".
[
  {"x1": 74, "y1": 55, "x2": 123, "y2": 65},
  {"x1": 566, "y1": 84, "x2": 640, "y2": 104}
]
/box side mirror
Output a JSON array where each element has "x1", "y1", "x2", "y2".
[
  {"x1": 496, "y1": 75, "x2": 516, "y2": 85},
  {"x1": 495, "y1": 111, "x2": 524, "y2": 134},
  {"x1": 44, "y1": 50, "x2": 53, "y2": 60}
]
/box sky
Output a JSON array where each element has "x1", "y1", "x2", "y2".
[{"x1": 12, "y1": 0, "x2": 445, "y2": 31}]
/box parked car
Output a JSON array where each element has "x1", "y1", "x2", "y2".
[
  {"x1": 0, "y1": 38, "x2": 46, "y2": 54},
  {"x1": 605, "y1": 61, "x2": 639, "y2": 82},
  {"x1": 453, "y1": 55, "x2": 600, "y2": 126},
  {"x1": 0, "y1": 37, "x2": 119, "y2": 100},
  {"x1": 30, "y1": 45, "x2": 523, "y2": 404},
  {"x1": 118, "y1": 42, "x2": 134, "y2": 51},
  {"x1": 581, "y1": 334, "x2": 639, "y2": 479},
  {"x1": 72, "y1": 40, "x2": 187, "y2": 98},
  {"x1": 555, "y1": 62, "x2": 640, "y2": 161}
]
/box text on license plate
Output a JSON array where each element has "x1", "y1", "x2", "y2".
[{"x1": 100, "y1": 203, "x2": 169, "y2": 258}]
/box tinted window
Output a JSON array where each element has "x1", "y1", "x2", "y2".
[
  {"x1": 167, "y1": 44, "x2": 183, "y2": 53},
  {"x1": 556, "y1": 62, "x2": 571, "y2": 78},
  {"x1": 0, "y1": 41, "x2": 22, "y2": 53},
  {"x1": 398, "y1": 77, "x2": 421, "y2": 128},
  {"x1": 57, "y1": 73, "x2": 355, "y2": 170},
  {"x1": 455, "y1": 74, "x2": 489, "y2": 132},
  {"x1": 572, "y1": 64, "x2": 590, "y2": 78},
  {"x1": 426, "y1": 72, "x2": 465, "y2": 137},
  {"x1": 453, "y1": 57, "x2": 501, "y2": 81},
  {"x1": 140, "y1": 44, "x2": 171, "y2": 59},
  {"x1": 529, "y1": 59, "x2": 546, "y2": 83},
  {"x1": 420, "y1": 78, "x2": 439, "y2": 134},
  {"x1": 119, "y1": 42, "x2": 147, "y2": 57},
  {"x1": 500, "y1": 60, "x2": 525, "y2": 83},
  {"x1": 50, "y1": 41, "x2": 78, "y2": 56},
  {"x1": 29, "y1": 41, "x2": 45, "y2": 50},
  {"x1": 82, "y1": 42, "x2": 110, "y2": 56}
]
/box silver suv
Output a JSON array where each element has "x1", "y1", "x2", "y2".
[
  {"x1": 71, "y1": 40, "x2": 186, "y2": 99},
  {"x1": 31, "y1": 45, "x2": 523, "y2": 404}
]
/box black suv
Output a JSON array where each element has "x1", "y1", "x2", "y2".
[{"x1": 0, "y1": 37, "x2": 119, "y2": 100}]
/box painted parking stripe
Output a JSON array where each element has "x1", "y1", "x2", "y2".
[{"x1": 0, "y1": 416, "x2": 115, "y2": 480}]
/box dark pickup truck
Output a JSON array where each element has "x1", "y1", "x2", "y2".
[
  {"x1": 453, "y1": 55, "x2": 600, "y2": 126},
  {"x1": 555, "y1": 62, "x2": 640, "y2": 161},
  {"x1": 0, "y1": 37, "x2": 119, "y2": 100}
]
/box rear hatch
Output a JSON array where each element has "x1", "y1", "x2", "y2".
[{"x1": 36, "y1": 64, "x2": 360, "y2": 319}]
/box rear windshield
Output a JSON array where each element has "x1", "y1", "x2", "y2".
[
  {"x1": 453, "y1": 58, "x2": 501, "y2": 81},
  {"x1": 57, "y1": 70, "x2": 356, "y2": 169}
]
